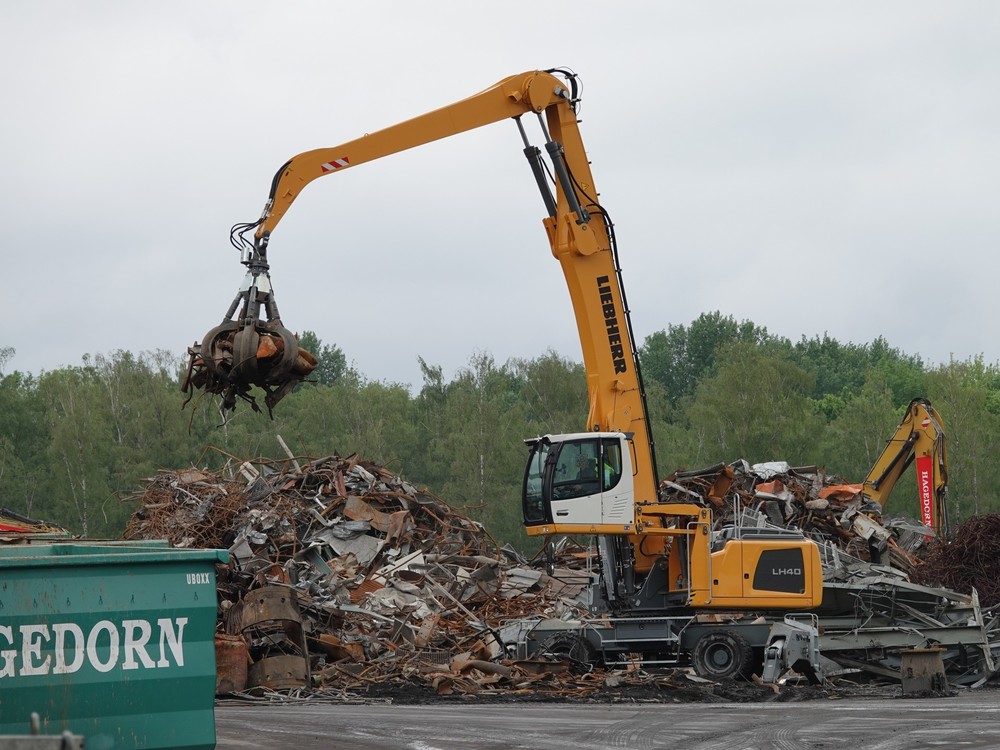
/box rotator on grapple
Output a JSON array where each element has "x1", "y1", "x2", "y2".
[{"x1": 182, "y1": 221, "x2": 316, "y2": 416}]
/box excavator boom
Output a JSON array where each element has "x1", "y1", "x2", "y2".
[
  {"x1": 186, "y1": 69, "x2": 658, "y2": 506},
  {"x1": 185, "y1": 68, "x2": 821, "y2": 616},
  {"x1": 863, "y1": 397, "x2": 949, "y2": 536},
  {"x1": 254, "y1": 72, "x2": 568, "y2": 239}
]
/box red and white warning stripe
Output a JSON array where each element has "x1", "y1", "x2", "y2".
[{"x1": 321, "y1": 157, "x2": 350, "y2": 173}]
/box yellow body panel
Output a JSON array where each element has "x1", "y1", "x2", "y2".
[
  {"x1": 700, "y1": 539, "x2": 824, "y2": 609},
  {"x1": 526, "y1": 522, "x2": 640, "y2": 537}
]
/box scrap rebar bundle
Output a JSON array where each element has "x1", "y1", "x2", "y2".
[{"x1": 912, "y1": 514, "x2": 1000, "y2": 607}]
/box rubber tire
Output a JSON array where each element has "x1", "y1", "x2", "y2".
[
  {"x1": 691, "y1": 630, "x2": 753, "y2": 680},
  {"x1": 538, "y1": 633, "x2": 596, "y2": 674}
]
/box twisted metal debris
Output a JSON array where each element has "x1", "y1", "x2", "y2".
[
  {"x1": 123, "y1": 452, "x2": 1000, "y2": 697},
  {"x1": 123, "y1": 450, "x2": 593, "y2": 698},
  {"x1": 660, "y1": 459, "x2": 929, "y2": 574},
  {"x1": 912, "y1": 514, "x2": 1000, "y2": 608}
]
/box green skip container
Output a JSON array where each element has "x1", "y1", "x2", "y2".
[{"x1": 0, "y1": 543, "x2": 228, "y2": 750}]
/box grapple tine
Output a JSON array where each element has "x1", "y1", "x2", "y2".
[{"x1": 184, "y1": 320, "x2": 316, "y2": 418}]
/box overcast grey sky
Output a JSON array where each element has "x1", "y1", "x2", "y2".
[{"x1": 4, "y1": 2, "x2": 998, "y2": 387}]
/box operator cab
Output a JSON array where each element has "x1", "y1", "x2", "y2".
[{"x1": 522, "y1": 432, "x2": 636, "y2": 534}]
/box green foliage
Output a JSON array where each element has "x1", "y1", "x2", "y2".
[
  {"x1": 511, "y1": 349, "x2": 587, "y2": 432},
  {"x1": 923, "y1": 357, "x2": 1000, "y2": 523},
  {"x1": 810, "y1": 392, "x2": 848, "y2": 422},
  {"x1": 786, "y1": 334, "x2": 926, "y2": 410},
  {"x1": 818, "y1": 372, "x2": 899, "y2": 485},
  {"x1": 0, "y1": 368, "x2": 47, "y2": 517},
  {"x1": 6, "y1": 320, "x2": 1000, "y2": 548},
  {"x1": 639, "y1": 312, "x2": 771, "y2": 412},
  {"x1": 645, "y1": 377, "x2": 697, "y2": 471},
  {"x1": 38, "y1": 366, "x2": 114, "y2": 536},
  {"x1": 297, "y1": 330, "x2": 347, "y2": 385},
  {"x1": 429, "y1": 353, "x2": 528, "y2": 546},
  {"x1": 684, "y1": 343, "x2": 824, "y2": 465}
]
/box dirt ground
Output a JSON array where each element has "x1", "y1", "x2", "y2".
[
  {"x1": 352, "y1": 679, "x2": 831, "y2": 704},
  {"x1": 290, "y1": 673, "x2": 904, "y2": 706}
]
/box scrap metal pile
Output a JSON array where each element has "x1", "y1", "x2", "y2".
[
  {"x1": 0, "y1": 508, "x2": 69, "y2": 537},
  {"x1": 661, "y1": 460, "x2": 1000, "y2": 687},
  {"x1": 912, "y1": 514, "x2": 1000, "y2": 608},
  {"x1": 661, "y1": 460, "x2": 928, "y2": 574},
  {"x1": 122, "y1": 452, "x2": 596, "y2": 699},
  {"x1": 123, "y1": 453, "x2": 1000, "y2": 699}
]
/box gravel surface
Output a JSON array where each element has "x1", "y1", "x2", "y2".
[{"x1": 216, "y1": 684, "x2": 1000, "y2": 749}]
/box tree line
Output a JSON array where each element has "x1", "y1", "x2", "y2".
[{"x1": 2, "y1": 313, "x2": 999, "y2": 548}]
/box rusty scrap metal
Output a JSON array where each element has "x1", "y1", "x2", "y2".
[
  {"x1": 215, "y1": 634, "x2": 250, "y2": 695},
  {"x1": 123, "y1": 451, "x2": 1000, "y2": 698},
  {"x1": 182, "y1": 232, "x2": 317, "y2": 416},
  {"x1": 123, "y1": 450, "x2": 590, "y2": 698},
  {"x1": 182, "y1": 323, "x2": 316, "y2": 417},
  {"x1": 241, "y1": 586, "x2": 311, "y2": 690},
  {"x1": 0, "y1": 508, "x2": 69, "y2": 537},
  {"x1": 912, "y1": 514, "x2": 1000, "y2": 608},
  {"x1": 248, "y1": 655, "x2": 310, "y2": 691},
  {"x1": 660, "y1": 460, "x2": 929, "y2": 573}
]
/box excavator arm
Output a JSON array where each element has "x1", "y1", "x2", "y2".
[
  {"x1": 253, "y1": 71, "x2": 573, "y2": 242},
  {"x1": 185, "y1": 68, "x2": 658, "y2": 505},
  {"x1": 863, "y1": 397, "x2": 949, "y2": 537},
  {"x1": 185, "y1": 68, "x2": 822, "y2": 614}
]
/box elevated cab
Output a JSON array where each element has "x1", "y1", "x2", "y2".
[{"x1": 522, "y1": 433, "x2": 637, "y2": 536}]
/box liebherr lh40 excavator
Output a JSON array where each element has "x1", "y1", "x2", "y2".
[{"x1": 185, "y1": 69, "x2": 822, "y2": 679}]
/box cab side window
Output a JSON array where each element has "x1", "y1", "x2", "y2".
[
  {"x1": 601, "y1": 439, "x2": 623, "y2": 491},
  {"x1": 551, "y1": 439, "x2": 601, "y2": 500}
]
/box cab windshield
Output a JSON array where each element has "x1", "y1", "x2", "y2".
[{"x1": 523, "y1": 436, "x2": 624, "y2": 525}]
